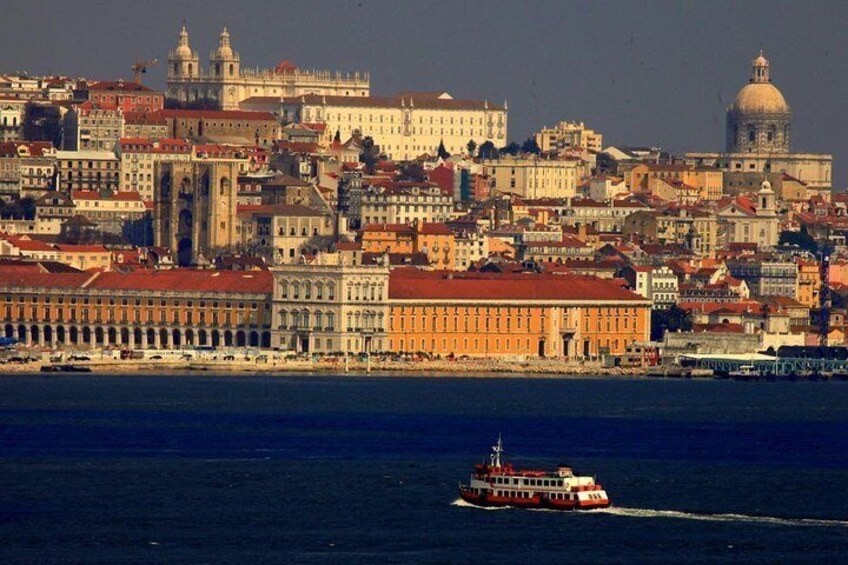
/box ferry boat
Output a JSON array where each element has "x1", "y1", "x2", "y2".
[{"x1": 458, "y1": 436, "x2": 610, "y2": 510}]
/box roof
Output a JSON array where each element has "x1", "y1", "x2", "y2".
[
  {"x1": 88, "y1": 81, "x2": 156, "y2": 93},
  {"x1": 388, "y1": 271, "x2": 648, "y2": 302},
  {"x1": 160, "y1": 109, "x2": 276, "y2": 121},
  {"x1": 282, "y1": 93, "x2": 505, "y2": 112},
  {"x1": 91, "y1": 270, "x2": 271, "y2": 294},
  {"x1": 237, "y1": 204, "x2": 325, "y2": 217}
]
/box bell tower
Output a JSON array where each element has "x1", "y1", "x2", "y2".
[
  {"x1": 167, "y1": 24, "x2": 200, "y2": 81},
  {"x1": 209, "y1": 27, "x2": 241, "y2": 109}
]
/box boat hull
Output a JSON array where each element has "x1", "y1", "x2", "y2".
[{"x1": 459, "y1": 488, "x2": 610, "y2": 511}]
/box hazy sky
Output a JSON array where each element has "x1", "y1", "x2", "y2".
[{"x1": 2, "y1": 0, "x2": 847, "y2": 186}]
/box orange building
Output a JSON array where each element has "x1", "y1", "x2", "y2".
[
  {"x1": 360, "y1": 222, "x2": 456, "y2": 269},
  {"x1": 0, "y1": 268, "x2": 272, "y2": 349},
  {"x1": 387, "y1": 270, "x2": 650, "y2": 358},
  {"x1": 796, "y1": 259, "x2": 820, "y2": 308}
]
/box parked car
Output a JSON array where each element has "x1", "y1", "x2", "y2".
[{"x1": 68, "y1": 355, "x2": 91, "y2": 361}]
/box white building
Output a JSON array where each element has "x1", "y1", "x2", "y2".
[
  {"x1": 166, "y1": 26, "x2": 369, "y2": 110},
  {"x1": 483, "y1": 156, "x2": 579, "y2": 199},
  {"x1": 272, "y1": 253, "x2": 389, "y2": 354}
]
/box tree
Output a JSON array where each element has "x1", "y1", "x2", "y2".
[
  {"x1": 334, "y1": 129, "x2": 341, "y2": 143},
  {"x1": 521, "y1": 136, "x2": 541, "y2": 154},
  {"x1": 500, "y1": 142, "x2": 521, "y2": 156},
  {"x1": 779, "y1": 227, "x2": 817, "y2": 253},
  {"x1": 650, "y1": 305, "x2": 693, "y2": 342},
  {"x1": 398, "y1": 162, "x2": 427, "y2": 182},
  {"x1": 436, "y1": 139, "x2": 450, "y2": 160},
  {"x1": 466, "y1": 139, "x2": 477, "y2": 156},
  {"x1": 477, "y1": 140, "x2": 497, "y2": 159},
  {"x1": 359, "y1": 135, "x2": 378, "y2": 172}
]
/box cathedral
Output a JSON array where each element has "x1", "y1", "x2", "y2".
[
  {"x1": 686, "y1": 51, "x2": 832, "y2": 192},
  {"x1": 166, "y1": 25, "x2": 370, "y2": 110}
]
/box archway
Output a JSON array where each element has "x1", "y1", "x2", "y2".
[
  {"x1": 185, "y1": 329, "x2": 195, "y2": 346},
  {"x1": 30, "y1": 325, "x2": 40, "y2": 345},
  {"x1": 261, "y1": 332, "x2": 271, "y2": 348},
  {"x1": 17, "y1": 325, "x2": 26, "y2": 342},
  {"x1": 177, "y1": 237, "x2": 193, "y2": 267},
  {"x1": 4, "y1": 324, "x2": 13, "y2": 338},
  {"x1": 159, "y1": 328, "x2": 169, "y2": 348},
  {"x1": 134, "y1": 328, "x2": 143, "y2": 347},
  {"x1": 198, "y1": 329, "x2": 208, "y2": 346},
  {"x1": 249, "y1": 331, "x2": 259, "y2": 347},
  {"x1": 236, "y1": 331, "x2": 246, "y2": 347},
  {"x1": 211, "y1": 330, "x2": 220, "y2": 348},
  {"x1": 224, "y1": 330, "x2": 233, "y2": 347},
  {"x1": 82, "y1": 327, "x2": 91, "y2": 345},
  {"x1": 146, "y1": 328, "x2": 156, "y2": 348},
  {"x1": 70, "y1": 326, "x2": 79, "y2": 344},
  {"x1": 172, "y1": 329, "x2": 181, "y2": 348},
  {"x1": 45, "y1": 325, "x2": 54, "y2": 344},
  {"x1": 107, "y1": 327, "x2": 117, "y2": 345},
  {"x1": 95, "y1": 327, "x2": 104, "y2": 345},
  {"x1": 57, "y1": 326, "x2": 66, "y2": 344},
  {"x1": 120, "y1": 328, "x2": 130, "y2": 346}
]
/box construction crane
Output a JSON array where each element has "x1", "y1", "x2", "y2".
[
  {"x1": 819, "y1": 238, "x2": 832, "y2": 348},
  {"x1": 131, "y1": 59, "x2": 158, "y2": 84}
]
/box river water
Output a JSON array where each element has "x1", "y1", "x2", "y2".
[{"x1": 1, "y1": 374, "x2": 847, "y2": 563}]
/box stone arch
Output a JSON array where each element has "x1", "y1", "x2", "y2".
[
  {"x1": 224, "y1": 330, "x2": 233, "y2": 346},
  {"x1": 261, "y1": 332, "x2": 271, "y2": 348},
  {"x1": 236, "y1": 331, "x2": 246, "y2": 347},
  {"x1": 17, "y1": 324, "x2": 26, "y2": 342},
  {"x1": 30, "y1": 325, "x2": 40, "y2": 344},
  {"x1": 172, "y1": 329, "x2": 181, "y2": 348},
  {"x1": 147, "y1": 328, "x2": 156, "y2": 347},
  {"x1": 198, "y1": 329, "x2": 207, "y2": 346},
  {"x1": 211, "y1": 330, "x2": 220, "y2": 348},
  {"x1": 159, "y1": 328, "x2": 169, "y2": 348},
  {"x1": 249, "y1": 331, "x2": 259, "y2": 347},
  {"x1": 4, "y1": 324, "x2": 13, "y2": 338},
  {"x1": 95, "y1": 327, "x2": 104, "y2": 345},
  {"x1": 107, "y1": 327, "x2": 117, "y2": 345},
  {"x1": 70, "y1": 326, "x2": 79, "y2": 344},
  {"x1": 82, "y1": 326, "x2": 91, "y2": 345},
  {"x1": 120, "y1": 327, "x2": 130, "y2": 346},
  {"x1": 185, "y1": 328, "x2": 195, "y2": 346},
  {"x1": 57, "y1": 326, "x2": 67, "y2": 344}
]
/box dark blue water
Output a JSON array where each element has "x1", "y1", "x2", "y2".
[{"x1": 1, "y1": 374, "x2": 847, "y2": 563}]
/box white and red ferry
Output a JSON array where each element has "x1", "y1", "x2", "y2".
[{"x1": 458, "y1": 436, "x2": 610, "y2": 510}]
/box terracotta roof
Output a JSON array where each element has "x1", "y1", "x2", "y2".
[
  {"x1": 160, "y1": 109, "x2": 276, "y2": 121},
  {"x1": 389, "y1": 271, "x2": 648, "y2": 302},
  {"x1": 89, "y1": 81, "x2": 155, "y2": 93},
  {"x1": 237, "y1": 204, "x2": 324, "y2": 217},
  {"x1": 282, "y1": 93, "x2": 505, "y2": 112},
  {"x1": 88, "y1": 270, "x2": 272, "y2": 294}
]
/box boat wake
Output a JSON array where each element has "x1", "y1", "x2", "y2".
[
  {"x1": 591, "y1": 507, "x2": 848, "y2": 528},
  {"x1": 452, "y1": 499, "x2": 848, "y2": 527}
]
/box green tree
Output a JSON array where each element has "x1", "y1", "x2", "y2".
[
  {"x1": 650, "y1": 304, "x2": 693, "y2": 341},
  {"x1": 477, "y1": 140, "x2": 497, "y2": 159},
  {"x1": 466, "y1": 139, "x2": 477, "y2": 156},
  {"x1": 778, "y1": 227, "x2": 817, "y2": 253},
  {"x1": 334, "y1": 129, "x2": 341, "y2": 143},
  {"x1": 521, "y1": 136, "x2": 540, "y2": 154},
  {"x1": 500, "y1": 142, "x2": 521, "y2": 156},
  {"x1": 437, "y1": 139, "x2": 450, "y2": 159}
]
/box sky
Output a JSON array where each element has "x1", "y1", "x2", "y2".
[{"x1": 2, "y1": 0, "x2": 847, "y2": 186}]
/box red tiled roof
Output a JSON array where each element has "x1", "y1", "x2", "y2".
[
  {"x1": 87, "y1": 270, "x2": 272, "y2": 294},
  {"x1": 54, "y1": 244, "x2": 108, "y2": 253},
  {"x1": 160, "y1": 109, "x2": 276, "y2": 121},
  {"x1": 237, "y1": 204, "x2": 324, "y2": 217},
  {"x1": 0, "y1": 271, "x2": 93, "y2": 289},
  {"x1": 89, "y1": 81, "x2": 155, "y2": 93},
  {"x1": 389, "y1": 271, "x2": 648, "y2": 302}
]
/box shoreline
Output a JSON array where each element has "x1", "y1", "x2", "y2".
[{"x1": 0, "y1": 357, "x2": 652, "y2": 378}]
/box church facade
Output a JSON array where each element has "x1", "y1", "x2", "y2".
[
  {"x1": 166, "y1": 26, "x2": 370, "y2": 110},
  {"x1": 686, "y1": 51, "x2": 832, "y2": 191}
]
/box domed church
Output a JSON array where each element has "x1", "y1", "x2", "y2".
[
  {"x1": 686, "y1": 50, "x2": 832, "y2": 194},
  {"x1": 725, "y1": 51, "x2": 791, "y2": 154}
]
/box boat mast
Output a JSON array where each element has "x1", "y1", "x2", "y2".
[{"x1": 490, "y1": 434, "x2": 503, "y2": 468}]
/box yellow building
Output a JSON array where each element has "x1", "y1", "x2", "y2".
[
  {"x1": 250, "y1": 91, "x2": 507, "y2": 160},
  {"x1": 796, "y1": 259, "x2": 820, "y2": 308},
  {"x1": 387, "y1": 270, "x2": 651, "y2": 358},
  {"x1": 534, "y1": 121, "x2": 603, "y2": 153},
  {"x1": 360, "y1": 222, "x2": 456, "y2": 270},
  {"x1": 629, "y1": 163, "x2": 723, "y2": 201},
  {"x1": 483, "y1": 156, "x2": 579, "y2": 199}
]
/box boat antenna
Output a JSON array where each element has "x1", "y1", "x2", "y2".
[{"x1": 490, "y1": 434, "x2": 503, "y2": 468}]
